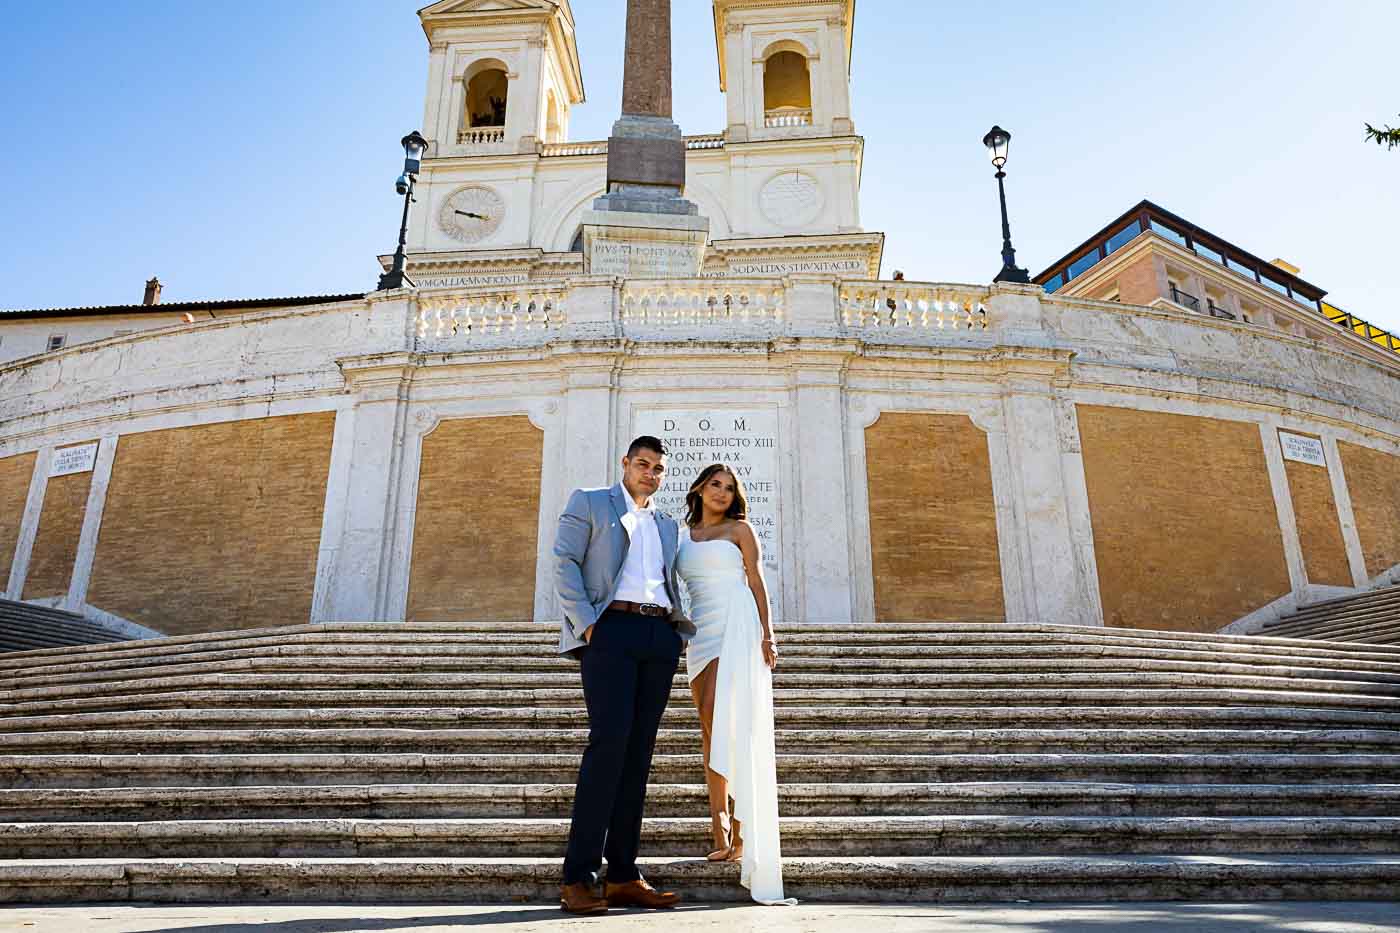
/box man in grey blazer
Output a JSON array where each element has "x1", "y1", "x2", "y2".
[{"x1": 555, "y1": 435, "x2": 696, "y2": 915}]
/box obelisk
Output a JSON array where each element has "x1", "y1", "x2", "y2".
[{"x1": 582, "y1": 0, "x2": 709, "y2": 278}]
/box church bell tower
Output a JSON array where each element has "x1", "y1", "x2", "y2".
[{"x1": 713, "y1": 0, "x2": 856, "y2": 143}]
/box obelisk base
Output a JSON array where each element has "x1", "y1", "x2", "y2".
[{"x1": 581, "y1": 209, "x2": 710, "y2": 279}]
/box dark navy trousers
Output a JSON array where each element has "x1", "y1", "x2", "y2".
[{"x1": 562, "y1": 610, "x2": 682, "y2": 886}]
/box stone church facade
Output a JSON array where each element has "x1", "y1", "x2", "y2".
[{"x1": 2, "y1": 0, "x2": 1399, "y2": 640}]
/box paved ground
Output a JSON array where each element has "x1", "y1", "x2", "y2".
[{"x1": 3, "y1": 903, "x2": 1399, "y2": 933}]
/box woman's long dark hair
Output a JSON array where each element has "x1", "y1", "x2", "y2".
[{"x1": 684, "y1": 464, "x2": 749, "y2": 528}]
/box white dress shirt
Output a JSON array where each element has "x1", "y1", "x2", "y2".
[{"x1": 613, "y1": 484, "x2": 672, "y2": 609}]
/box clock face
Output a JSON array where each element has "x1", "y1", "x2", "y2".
[
  {"x1": 759, "y1": 171, "x2": 823, "y2": 228},
  {"x1": 437, "y1": 185, "x2": 505, "y2": 245}
]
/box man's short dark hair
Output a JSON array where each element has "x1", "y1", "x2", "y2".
[{"x1": 626, "y1": 435, "x2": 667, "y2": 459}]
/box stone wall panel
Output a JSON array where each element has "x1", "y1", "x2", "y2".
[
  {"x1": 407, "y1": 416, "x2": 543, "y2": 622},
  {"x1": 0, "y1": 453, "x2": 36, "y2": 584},
  {"x1": 22, "y1": 470, "x2": 92, "y2": 600},
  {"x1": 865, "y1": 412, "x2": 1004, "y2": 622},
  {"x1": 1339, "y1": 441, "x2": 1400, "y2": 579},
  {"x1": 1280, "y1": 433, "x2": 1352, "y2": 587},
  {"x1": 1077, "y1": 406, "x2": 1291, "y2": 632},
  {"x1": 87, "y1": 413, "x2": 335, "y2": 635}
]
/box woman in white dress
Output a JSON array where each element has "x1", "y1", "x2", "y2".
[{"x1": 676, "y1": 463, "x2": 796, "y2": 906}]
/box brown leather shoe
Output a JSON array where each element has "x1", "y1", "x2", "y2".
[
  {"x1": 604, "y1": 878, "x2": 681, "y2": 909},
  {"x1": 560, "y1": 881, "x2": 609, "y2": 915}
]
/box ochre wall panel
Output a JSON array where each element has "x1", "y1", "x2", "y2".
[
  {"x1": 0, "y1": 452, "x2": 36, "y2": 585},
  {"x1": 87, "y1": 413, "x2": 335, "y2": 635},
  {"x1": 22, "y1": 470, "x2": 92, "y2": 600},
  {"x1": 1340, "y1": 441, "x2": 1400, "y2": 579},
  {"x1": 1282, "y1": 434, "x2": 1351, "y2": 587},
  {"x1": 865, "y1": 412, "x2": 1004, "y2": 622},
  {"x1": 1078, "y1": 406, "x2": 1290, "y2": 632},
  {"x1": 408, "y1": 416, "x2": 543, "y2": 622}
]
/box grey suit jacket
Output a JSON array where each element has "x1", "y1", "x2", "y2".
[{"x1": 555, "y1": 485, "x2": 696, "y2": 658}]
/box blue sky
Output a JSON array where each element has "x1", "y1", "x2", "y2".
[{"x1": 1, "y1": 1, "x2": 1396, "y2": 329}]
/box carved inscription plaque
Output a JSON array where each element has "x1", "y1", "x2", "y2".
[{"x1": 633, "y1": 408, "x2": 783, "y2": 597}]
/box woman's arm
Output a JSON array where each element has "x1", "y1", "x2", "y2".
[{"x1": 735, "y1": 522, "x2": 776, "y2": 668}]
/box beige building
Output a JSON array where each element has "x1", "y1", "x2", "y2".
[{"x1": 2, "y1": 1, "x2": 1399, "y2": 643}]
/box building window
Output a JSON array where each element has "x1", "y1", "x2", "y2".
[
  {"x1": 763, "y1": 48, "x2": 813, "y2": 127},
  {"x1": 1194, "y1": 242, "x2": 1225, "y2": 265},
  {"x1": 1043, "y1": 274, "x2": 1064, "y2": 294},
  {"x1": 1067, "y1": 248, "x2": 1102, "y2": 280},
  {"x1": 1292, "y1": 292, "x2": 1317, "y2": 310},
  {"x1": 1149, "y1": 219, "x2": 1188, "y2": 247},
  {"x1": 1226, "y1": 256, "x2": 1257, "y2": 281},
  {"x1": 47, "y1": 334, "x2": 67, "y2": 352},
  {"x1": 1259, "y1": 274, "x2": 1290, "y2": 297},
  {"x1": 1104, "y1": 221, "x2": 1142, "y2": 254}
]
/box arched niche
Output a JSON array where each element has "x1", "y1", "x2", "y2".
[
  {"x1": 463, "y1": 60, "x2": 510, "y2": 130},
  {"x1": 760, "y1": 41, "x2": 813, "y2": 127}
]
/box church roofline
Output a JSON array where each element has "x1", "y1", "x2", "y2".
[{"x1": 0, "y1": 294, "x2": 366, "y2": 321}]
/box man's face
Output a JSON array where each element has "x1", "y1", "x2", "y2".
[{"x1": 621, "y1": 448, "x2": 666, "y2": 502}]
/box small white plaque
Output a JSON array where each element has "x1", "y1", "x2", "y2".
[
  {"x1": 1280, "y1": 432, "x2": 1327, "y2": 467},
  {"x1": 51, "y1": 443, "x2": 99, "y2": 477}
]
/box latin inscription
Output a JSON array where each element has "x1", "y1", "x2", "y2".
[
  {"x1": 51, "y1": 443, "x2": 98, "y2": 478},
  {"x1": 589, "y1": 239, "x2": 703, "y2": 279},
  {"x1": 704, "y1": 258, "x2": 868, "y2": 278},
  {"x1": 418, "y1": 273, "x2": 530, "y2": 290},
  {"x1": 1280, "y1": 431, "x2": 1327, "y2": 467}
]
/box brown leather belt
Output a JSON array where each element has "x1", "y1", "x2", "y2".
[{"x1": 607, "y1": 600, "x2": 670, "y2": 618}]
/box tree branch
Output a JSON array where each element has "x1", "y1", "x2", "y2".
[{"x1": 1365, "y1": 116, "x2": 1400, "y2": 150}]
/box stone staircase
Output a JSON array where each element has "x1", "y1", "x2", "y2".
[
  {"x1": 1259, "y1": 584, "x2": 1400, "y2": 645},
  {"x1": 0, "y1": 599, "x2": 135, "y2": 654},
  {"x1": 0, "y1": 621, "x2": 1398, "y2": 904}
]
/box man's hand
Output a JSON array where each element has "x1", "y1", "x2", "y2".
[{"x1": 583, "y1": 625, "x2": 595, "y2": 644}]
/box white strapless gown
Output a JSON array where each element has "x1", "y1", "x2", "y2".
[{"x1": 676, "y1": 534, "x2": 797, "y2": 906}]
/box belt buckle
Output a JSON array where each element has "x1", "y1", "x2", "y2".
[{"x1": 641, "y1": 603, "x2": 665, "y2": 616}]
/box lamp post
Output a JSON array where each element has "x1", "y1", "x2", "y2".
[
  {"x1": 377, "y1": 131, "x2": 429, "y2": 292},
  {"x1": 983, "y1": 125, "x2": 1030, "y2": 285}
]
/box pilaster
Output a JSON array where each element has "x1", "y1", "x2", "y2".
[
  {"x1": 327, "y1": 355, "x2": 418, "y2": 622},
  {"x1": 788, "y1": 349, "x2": 856, "y2": 622},
  {"x1": 5, "y1": 448, "x2": 52, "y2": 600}
]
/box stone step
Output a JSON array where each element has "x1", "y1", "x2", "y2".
[
  {"x1": 4, "y1": 815, "x2": 1399, "y2": 860},
  {"x1": 1263, "y1": 617, "x2": 1400, "y2": 644},
  {"x1": 5, "y1": 753, "x2": 1397, "y2": 789},
  {"x1": 4, "y1": 854, "x2": 1399, "y2": 904},
  {"x1": 5, "y1": 726, "x2": 1396, "y2": 757},
  {"x1": 42, "y1": 651, "x2": 1400, "y2": 690},
  {"x1": 7, "y1": 669, "x2": 1399, "y2": 708},
  {"x1": 2, "y1": 782, "x2": 1394, "y2": 822},
  {"x1": 1284, "y1": 586, "x2": 1400, "y2": 618},
  {"x1": 5, "y1": 620, "x2": 1400, "y2": 674},
  {"x1": 1274, "y1": 605, "x2": 1400, "y2": 634},
  {"x1": 11, "y1": 638, "x2": 1400, "y2": 683},
  {"x1": 1267, "y1": 606, "x2": 1400, "y2": 633},
  {"x1": 2, "y1": 704, "x2": 1396, "y2": 735},
  {"x1": 5, "y1": 686, "x2": 1396, "y2": 719}
]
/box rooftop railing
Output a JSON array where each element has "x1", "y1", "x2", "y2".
[{"x1": 1324, "y1": 302, "x2": 1400, "y2": 357}]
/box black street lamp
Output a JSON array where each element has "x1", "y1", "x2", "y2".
[
  {"x1": 377, "y1": 131, "x2": 430, "y2": 292},
  {"x1": 983, "y1": 125, "x2": 1031, "y2": 285}
]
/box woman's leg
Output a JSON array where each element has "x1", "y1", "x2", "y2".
[{"x1": 689, "y1": 658, "x2": 732, "y2": 856}]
